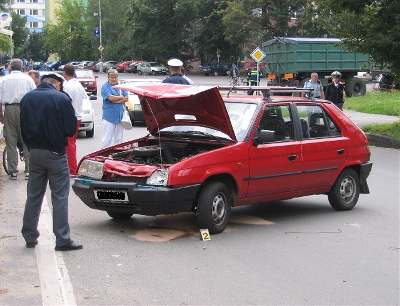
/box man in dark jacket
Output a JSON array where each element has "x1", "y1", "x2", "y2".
[
  {"x1": 20, "y1": 72, "x2": 83, "y2": 251},
  {"x1": 162, "y1": 58, "x2": 191, "y2": 85},
  {"x1": 325, "y1": 71, "x2": 346, "y2": 110}
]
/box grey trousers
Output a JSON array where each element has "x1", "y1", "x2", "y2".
[
  {"x1": 21, "y1": 149, "x2": 71, "y2": 246},
  {"x1": 3, "y1": 104, "x2": 30, "y2": 173}
]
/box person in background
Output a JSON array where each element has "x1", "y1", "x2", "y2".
[
  {"x1": 325, "y1": 71, "x2": 346, "y2": 110},
  {"x1": 163, "y1": 58, "x2": 192, "y2": 85},
  {"x1": 63, "y1": 64, "x2": 86, "y2": 175},
  {"x1": 0, "y1": 59, "x2": 36, "y2": 180},
  {"x1": 20, "y1": 72, "x2": 82, "y2": 251},
  {"x1": 302, "y1": 72, "x2": 324, "y2": 99},
  {"x1": 246, "y1": 68, "x2": 263, "y2": 95},
  {"x1": 101, "y1": 69, "x2": 128, "y2": 148},
  {"x1": 28, "y1": 70, "x2": 40, "y2": 87}
]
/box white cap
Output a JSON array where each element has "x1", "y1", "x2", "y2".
[{"x1": 167, "y1": 58, "x2": 183, "y2": 67}]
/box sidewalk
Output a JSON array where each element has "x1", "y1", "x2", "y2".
[{"x1": 344, "y1": 109, "x2": 399, "y2": 128}]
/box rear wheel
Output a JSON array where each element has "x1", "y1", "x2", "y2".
[
  {"x1": 196, "y1": 182, "x2": 232, "y2": 234},
  {"x1": 345, "y1": 78, "x2": 366, "y2": 97},
  {"x1": 107, "y1": 211, "x2": 133, "y2": 220},
  {"x1": 328, "y1": 169, "x2": 360, "y2": 210}
]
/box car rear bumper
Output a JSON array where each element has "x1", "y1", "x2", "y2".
[
  {"x1": 359, "y1": 162, "x2": 372, "y2": 194},
  {"x1": 79, "y1": 121, "x2": 94, "y2": 131},
  {"x1": 72, "y1": 178, "x2": 200, "y2": 215}
]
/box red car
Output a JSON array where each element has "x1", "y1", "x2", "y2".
[
  {"x1": 75, "y1": 69, "x2": 97, "y2": 96},
  {"x1": 73, "y1": 84, "x2": 372, "y2": 234},
  {"x1": 116, "y1": 61, "x2": 132, "y2": 73}
]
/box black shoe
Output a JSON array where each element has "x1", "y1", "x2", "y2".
[
  {"x1": 55, "y1": 241, "x2": 83, "y2": 251},
  {"x1": 26, "y1": 241, "x2": 38, "y2": 248}
]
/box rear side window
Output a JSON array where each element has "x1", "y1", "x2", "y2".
[
  {"x1": 258, "y1": 105, "x2": 295, "y2": 142},
  {"x1": 296, "y1": 105, "x2": 341, "y2": 139}
]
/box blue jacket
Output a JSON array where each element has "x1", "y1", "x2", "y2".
[
  {"x1": 162, "y1": 74, "x2": 191, "y2": 85},
  {"x1": 20, "y1": 83, "x2": 77, "y2": 154}
]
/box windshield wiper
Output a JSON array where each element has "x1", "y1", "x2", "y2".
[{"x1": 158, "y1": 130, "x2": 229, "y2": 140}]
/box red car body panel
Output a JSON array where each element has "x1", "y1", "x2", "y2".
[{"x1": 116, "y1": 84, "x2": 237, "y2": 141}]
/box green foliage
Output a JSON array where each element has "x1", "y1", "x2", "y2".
[
  {"x1": 363, "y1": 121, "x2": 400, "y2": 141},
  {"x1": 11, "y1": 12, "x2": 28, "y2": 58},
  {"x1": 345, "y1": 91, "x2": 400, "y2": 116},
  {"x1": 0, "y1": 33, "x2": 12, "y2": 54},
  {"x1": 45, "y1": 0, "x2": 96, "y2": 61},
  {"x1": 23, "y1": 32, "x2": 48, "y2": 61}
]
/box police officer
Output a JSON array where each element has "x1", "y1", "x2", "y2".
[
  {"x1": 163, "y1": 58, "x2": 192, "y2": 85},
  {"x1": 20, "y1": 72, "x2": 83, "y2": 251},
  {"x1": 246, "y1": 68, "x2": 263, "y2": 95},
  {"x1": 325, "y1": 71, "x2": 346, "y2": 110}
]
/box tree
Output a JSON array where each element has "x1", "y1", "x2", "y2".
[
  {"x1": 316, "y1": 0, "x2": 400, "y2": 75},
  {"x1": 10, "y1": 12, "x2": 28, "y2": 58},
  {"x1": 0, "y1": 33, "x2": 12, "y2": 54},
  {"x1": 45, "y1": 0, "x2": 96, "y2": 61},
  {"x1": 23, "y1": 32, "x2": 47, "y2": 61}
]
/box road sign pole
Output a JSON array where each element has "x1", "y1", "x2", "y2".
[
  {"x1": 98, "y1": 0, "x2": 103, "y2": 61},
  {"x1": 257, "y1": 62, "x2": 259, "y2": 86}
]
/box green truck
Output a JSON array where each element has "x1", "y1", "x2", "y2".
[{"x1": 262, "y1": 37, "x2": 371, "y2": 96}]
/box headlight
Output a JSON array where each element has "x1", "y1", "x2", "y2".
[
  {"x1": 146, "y1": 169, "x2": 168, "y2": 186},
  {"x1": 78, "y1": 159, "x2": 104, "y2": 179}
]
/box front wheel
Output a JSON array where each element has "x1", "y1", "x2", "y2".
[
  {"x1": 107, "y1": 211, "x2": 133, "y2": 221},
  {"x1": 328, "y1": 169, "x2": 360, "y2": 210},
  {"x1": 196, "y1": 182, "x2": 232, "y2": 234}
]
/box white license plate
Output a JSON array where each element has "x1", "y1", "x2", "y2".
[{"x1": 94, "y1": 189, "x2": 129, "y2": 203}]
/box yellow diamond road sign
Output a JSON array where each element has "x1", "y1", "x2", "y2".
[{"x1": 251, "y1": 47, "x2": 266, "y2": 62}]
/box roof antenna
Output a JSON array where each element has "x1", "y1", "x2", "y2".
[{"x1": 145, "y1": 98, "x2": 164, "y2": 168}]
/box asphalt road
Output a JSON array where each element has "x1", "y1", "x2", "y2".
[{"x1": 0, "y1": 74, "x2": 398, "y2": 306}]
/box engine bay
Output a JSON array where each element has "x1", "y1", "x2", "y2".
[{"x1": 108, "y1": 140, "x2": 225, "y2": 165}]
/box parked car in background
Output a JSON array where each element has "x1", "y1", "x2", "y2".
[
  {"x1": 137, "y1": 62, "x2": 168, "y2": 75},
  {"x1": 93, "y1": 61, "x2": 102, "y2": 72},
  {"x1": 126, "y1": 61, "x2": 143, "y2": 73},
  {"x1": 116, "y1": 61, "x2": 132, "y2": 73},
  {"x1": 120, "y1": 78, "x2": 161, "y2": 125},
  {"x1": 75, "y1": 69, "x2": 97, "y2": 96},
  {"x1": 201, "y1": 63, "x2": 230, "y2": 76},
  {"x1": 79, "y1": 93, "x2": 95, "y2": 138},
  {"x1": 73, "y1": 84, "x2": 372, "y2": 233},
  {"x1": 85, "y1": 61, "x2": 96, "y2": 70},
  {"x1": 103, "y1": 61, "x2": 118, "y2": 72}
]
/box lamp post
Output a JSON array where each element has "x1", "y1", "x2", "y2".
[{"x1": 98, "y1": 0, "x2": 103, "y2": 62}]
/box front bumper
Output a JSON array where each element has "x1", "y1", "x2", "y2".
[
  {"x1": 72, "y1": 178, "x2": 200, "y2": 216},
  {"x1": 359, "y1": 162, "x2": 373, "y2": 194}
]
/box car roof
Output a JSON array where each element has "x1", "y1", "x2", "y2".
[{"x1": 222, "y1": 94, "x2": 329, "y2": 105}]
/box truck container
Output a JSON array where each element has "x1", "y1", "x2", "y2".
[{"x1": 262, "y1": 37, "x2": 371, "y2": 96}]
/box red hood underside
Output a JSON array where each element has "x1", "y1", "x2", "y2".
[{"x1": 115, "y1": 83, "x2": 237, "y2": 141}]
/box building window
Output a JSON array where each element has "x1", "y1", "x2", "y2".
[
  {"x1": 29, "y1": 22, "x2": 38, "y2": 28},
  {"x1": 31, "y1": 0, "x2": 38, "y2": 3},
  {"x1": 30, "y1": 9, "x2": 38, "y2": 15},
  {"x1": 17, "y1": 0, "x2": 25, "y2": 3},
  {"x1": 17, "y1": 9, "x2": 25, "y2": 15}
]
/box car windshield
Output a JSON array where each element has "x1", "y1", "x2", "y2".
[
  {"x1": 160, "y1": 102, "x2": 257, "y2": 141},
  {"x1": 75, "y1": 70, "x2": 94, "y2": 78}
]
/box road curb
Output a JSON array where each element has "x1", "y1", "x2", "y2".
[{"x1": 366, "y1": 133, "x2": 400, "y2": 149}]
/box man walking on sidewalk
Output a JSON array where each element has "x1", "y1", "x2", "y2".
[
  {"x1": 63, "y1": 64, "x2": 86, "y2": 175},
  {"x1": 20, "y1": 73, "x2": 82, "y2": 251},
  {"x1": 0, "y1": 59, "x2": 35, "y2": 180}
]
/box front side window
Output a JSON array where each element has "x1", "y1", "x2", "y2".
[
  {"x1": 296, "y1": 105, "x2": 341, "y2": 139},
  {"x1": 257, "y1": 105, "x2": 295, "y2": 142}
]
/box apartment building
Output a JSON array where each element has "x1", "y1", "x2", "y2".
[{"x1": 8, "y1": 0, "x2": 46, "y2": 32}]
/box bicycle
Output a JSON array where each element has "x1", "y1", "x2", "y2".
[
  {"x1": 2, "y1": 141, "x2": 24, "y2": 175},
  {"x1": 229, "y1": 75, "x2": 243, "y2": 87}
]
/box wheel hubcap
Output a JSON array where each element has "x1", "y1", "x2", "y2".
[
  {"x1": 339, "y1": 176, "x2": 356, "y2": 204},
  {"x1": 211, "y1": 193, "x2": 226, "y2": 223}
]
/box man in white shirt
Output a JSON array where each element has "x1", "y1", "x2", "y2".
[
  {"x1": 63, "y1": 64, "x2": 86, "y2": 175},
  {"x1": 0, "y1": 59, "x2": 36, "y2": 180}
]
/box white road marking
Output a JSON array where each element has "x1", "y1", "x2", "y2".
[{"x1": 35, "y1": 196, "x2": 77, "y2": 306}]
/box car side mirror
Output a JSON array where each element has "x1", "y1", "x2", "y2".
[
  {"x1": 254, "y1": 129, "x2": 275, "y2": 145},
  {"x1": 89, "y1": 95, "x2": 97, "y2": 100}
]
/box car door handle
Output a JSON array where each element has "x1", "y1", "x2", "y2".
[
  {"x1": 337, "y1": 149, "x2": 345, "y2": 155},
  {"x1": 288, "y1": 154, "x2": 297, "y2": 161}
]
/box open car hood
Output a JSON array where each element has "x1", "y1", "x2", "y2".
[{"x1": 115, "y1": 83, "x2": 237, "y2": 141}]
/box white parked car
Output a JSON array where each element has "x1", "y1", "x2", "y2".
[{"x1": 79, "y1": 94, "x2": 95, "y2": 137}]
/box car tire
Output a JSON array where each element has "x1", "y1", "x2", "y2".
[
  {"x1": 107, "y1": 211, "x2": 133, "y2": 220},
  {"x1": 86, "y1": 126, "x2": 94, "y2": 138},
  {"x1": 196, "y1": 181, "x2": 232, "y2": 234},
  {"x1": 328, "y1": 168, "x2": 360, "y2": 210},
  {"x1": 138, "y1": 70, "x2": 142, "y2": 75}
]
